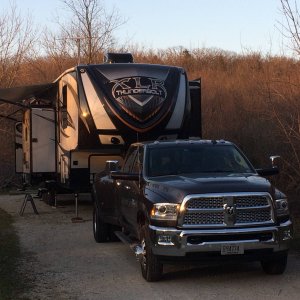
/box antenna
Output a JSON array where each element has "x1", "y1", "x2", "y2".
[{"x1": 56, "y1": 36, "x2": 99, "y2": 65}]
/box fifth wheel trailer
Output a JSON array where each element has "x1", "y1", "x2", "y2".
[{"x1": 0, "y1": 53, "x2": 201, "y2": 197}]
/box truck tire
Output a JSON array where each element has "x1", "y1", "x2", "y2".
[
  {"x1": 139, "y1": 225, "x2": 163, "y2": 282},
  {"x1": 261, "y1": 252, "x2": 288, "y2": 275},
  {"x1": 93, "y1": 204, "x2": 110, "y2": 243}
]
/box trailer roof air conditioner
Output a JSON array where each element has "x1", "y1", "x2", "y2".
[{"x1": 104, "y1": 53, "x2": 134, "y2": 64}]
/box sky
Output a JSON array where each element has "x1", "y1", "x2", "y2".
[{"x1": 1, "y1": 0, "x2": 292, "y2": 56}]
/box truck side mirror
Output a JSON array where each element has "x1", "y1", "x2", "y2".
[
  {"x1": 270, "y1": 155, "x2": 281, "y2": 168},
  {"x1": 105, "y1": 160, "x2": 120, "y2": 173},
  {"x1": 256, "y1": 167, "x2": 279, "y2": 177}
]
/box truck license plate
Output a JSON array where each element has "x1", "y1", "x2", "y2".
[{"x1": 221, "y1": 244, "x2": 244, "y2": 255}]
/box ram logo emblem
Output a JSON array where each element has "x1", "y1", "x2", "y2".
[
  {"x1": 223, "y1": 203, "x2": 236, "y2": 226},
  {"x1": 225, "y1": 205, "x2": 235, "y2": 215}
]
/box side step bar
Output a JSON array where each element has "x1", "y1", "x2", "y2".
[{"x1": 115, "y1": 231, "x2": 143, "y2": 260}]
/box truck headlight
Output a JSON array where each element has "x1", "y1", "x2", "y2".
[
  {"x1": 150, "y1": 203, "x2": 179, "y2": 221},
  {"x1": 276, "y1": 198, "x2": 289, "y2": 217}
]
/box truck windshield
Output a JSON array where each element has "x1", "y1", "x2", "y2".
[{"x1": 146, "y1": 144, "x2": 254, "y2": 177}]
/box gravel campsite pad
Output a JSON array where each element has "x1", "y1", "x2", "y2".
[{"x1": 1, "y1": 194, "x2": 300, "y2": 300}]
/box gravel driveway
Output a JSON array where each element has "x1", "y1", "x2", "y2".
[{"x1": 1, "y1": 194, "x2": 300, "y2": 300}]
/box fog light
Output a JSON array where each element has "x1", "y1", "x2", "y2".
[
  {"x1": 157, "y1": 235, "x2": 174, "y2": 245},
  {"x1": 282, "y1": 229, "x2": 292, "y2": 240}
]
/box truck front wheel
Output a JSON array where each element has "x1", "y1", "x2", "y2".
[
  {"x1": 93, "y1": 204, "x2": 110, "y2": 243},
  {"x1": 261, "y1": 252, "x2": 288, "y2": 275},
  {"x1": 139, "y1": 225, "x2": 163, "y2": 282}
]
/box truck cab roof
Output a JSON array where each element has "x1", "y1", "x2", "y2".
[{"x1": 131, "y1": 139, "x2": 233, "y2": 148}]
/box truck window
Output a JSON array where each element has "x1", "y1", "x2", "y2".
[
  {"x1": 131, "y1": 147, "x2": 143, "y2": 174},
  {"x1": 123, "y1": 147, "x2": 138, "y2": 173},
  {"x1": 147, "y1": 144, "x2": 254, "y2": 177}
]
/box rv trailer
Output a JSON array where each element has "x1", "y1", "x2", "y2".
[{"x1": 0, "y1": 53, "x2": 201, "y2": 200}]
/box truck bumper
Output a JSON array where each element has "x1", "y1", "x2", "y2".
[{"x1": 149, "y1": 220, "x2": 293, "y2": 257}]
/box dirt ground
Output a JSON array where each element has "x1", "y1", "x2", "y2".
[{"x1": 1, "y1": 193, "x2": 300, "y2": 300}]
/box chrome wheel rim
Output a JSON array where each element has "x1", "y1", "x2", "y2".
[
  {"x1": 141, "y1": 238, "x2": 147, "y2": 269},
  {"x1": 93, "y1": 210, "x2": 97, "y2": 232}
]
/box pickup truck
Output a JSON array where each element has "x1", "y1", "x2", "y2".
[{"x1": 92, "y1": 139, "x2": 293, "y2": 281}]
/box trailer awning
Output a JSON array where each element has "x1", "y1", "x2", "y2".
[{"x1": 0, "y1": 83, "x2": 57, "y2": 107}]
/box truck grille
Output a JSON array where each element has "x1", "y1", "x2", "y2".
[
  {"x1": 184, "y1": 212, "x2": 224, "y2": 225},
  {"x1": 180, "y1": 193, "x2": 274, "y2": 228}
]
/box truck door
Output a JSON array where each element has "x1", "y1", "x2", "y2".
[{"x1": 117, "y1": 146, "x2": 142, "y2": 237}]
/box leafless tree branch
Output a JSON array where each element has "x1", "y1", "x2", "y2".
[
  {"x1": 279, "y1": 0, "x2": 300, "y2": 56},
  {"x1": 43, "y1": 0, "x2": 126, "y2": 64},
  {"x1": 0, "y1": 2, "x2": 37, "y2": 87}
]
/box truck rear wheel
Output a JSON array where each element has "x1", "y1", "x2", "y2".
[
  {"x1": 139, "y1": 225, "x2": 163, "y2": 282},
  {"x1": 261, "y1": 252, "x2": 288, "y2": 275},
  {"x1": 93, "y1": 204, "x2": 110, "y2": 243}
]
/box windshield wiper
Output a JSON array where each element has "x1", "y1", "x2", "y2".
[{"x1": 203, "y1": 170, "x2": 235, "y2": 173}]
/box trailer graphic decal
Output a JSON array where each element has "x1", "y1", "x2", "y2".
[{"x1": 110, "y1": 76, "x2": 167, "y2": 123}]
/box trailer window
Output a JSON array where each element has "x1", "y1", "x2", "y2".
[
  {"x1": 61, "y1": 85, "x2": 68, "y2": 129},
  {"x1": 62, "y1": 85, "x2": 68, "y2": 108}
]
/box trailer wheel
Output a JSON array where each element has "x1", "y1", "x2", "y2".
[
  {"x1": 42, "y1": 190, "x2": 55, "y2": 206},
  {"x1": 261, "y1": 252, "x2": 288, "y2": 275},
  {"x1": 139, "y1": 225, "x2": 163, "y2": 281},
  {"x1": 48, "y1": 189, "x2": 56, "y2": 206},
  {"x1": 41, "y1": 191, "x2": 48, "y2": 203},
  {"x1": 93, "y1": 204, "x2": 110, "y2": 243}
]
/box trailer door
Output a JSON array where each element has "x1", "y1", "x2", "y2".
[{"x1": 31, "y1": 108, "x2": 56, "y2": 173}]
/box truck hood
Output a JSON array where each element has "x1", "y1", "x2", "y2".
[{"x1": 145, "y1": 173, "x2": 274, "y2": 204}]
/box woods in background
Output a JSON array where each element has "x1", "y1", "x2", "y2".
[{"x1": 0, "y1": 0, "x2": 300, "y2": 196}]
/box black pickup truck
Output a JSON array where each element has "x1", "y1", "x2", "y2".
[{"x1": 92, "y1": 139, "x2": 293, "y2": 281}]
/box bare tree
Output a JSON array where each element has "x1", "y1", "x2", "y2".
[
  {"x1": 279, "y1": 0, "x2": 300, "y2": 55},
  {"x1": 261, "y1": 78, "x2": 300, "y2": 192},
  {"x1": 0, "y1": 3, "x2": 37, "y2": 87},
  {"x1": 43, "y1": 0, "x2": 125, "y2": 64},
  {"x1": 272, "y1": 1, "x2": 300, "y2": 192},
  {"x1": 0, "y1": 3, "x2": 38, "y2": 186},
  {"x1": 41, "y1": 29, "x2": 77, "y2": 75}
]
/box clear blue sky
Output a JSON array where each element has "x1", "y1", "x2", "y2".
[{"x1": 2, "y1": 0, "x2": 290, "y2": 56}]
